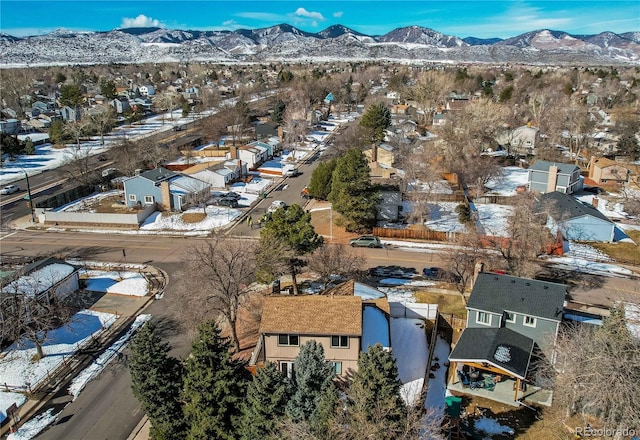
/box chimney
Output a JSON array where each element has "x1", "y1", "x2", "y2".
[
  {"x1": 160, "y1": 181, "x2": 171, "y2": 211},
  {"x1": 546, "y1": 165, "x2": 558, "y2": 193},
  {"x1": 592, "y1": 196, "x2": 599, "y2": 208},
  {"x1": 230, "y1": 145, "x2": 238, "y2": 159},
  {"x1": 278, "y1": 126, "x2": 284, "y2": 143}
]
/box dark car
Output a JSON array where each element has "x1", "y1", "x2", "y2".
[
  {"x1": 422, "y1": 267, "x2": 442, "y2": 279},
  {"x1": 214, "y1": 198, "x2": 239, "y2": 208},
  {"x1": 224, "y1": 191, "x2": 241, "y2": 200}
]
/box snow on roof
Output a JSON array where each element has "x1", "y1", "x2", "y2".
[
  {"x1": 3, "y1": 263, "x2": 76, "y2": 297},
  {"x1": 353, "y1": 281, "x2": 386, "y2": 300},
  {"x1": 361, "y1": 305, "x2": 390, "y2": 352},
  {"x1": 170, "y1": 175, "x2": 210, "y2": 193}
]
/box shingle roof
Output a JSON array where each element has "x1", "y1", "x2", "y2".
[
  {"x1": 540, "y1": 191, "x2": 612, "y2": 223},
  {"x1": 449, "y1": 327, "x2": 534, "y2": 378},
  {"x1": 530, "y1": 160, "x2": 579, "y2": 175},
  {"x1": 140, "y1": 167, "x2": 178, "y2": 182},
  {"x1": 259, "y1": 295, "x2": 363, "y2": 336},
  {"x1": 467, "y1": 273, "x2": 566, "y2": 321}
]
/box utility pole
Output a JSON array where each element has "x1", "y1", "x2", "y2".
[{"x1": 21, "y1": 168, "x2": 36, "y2": 222}]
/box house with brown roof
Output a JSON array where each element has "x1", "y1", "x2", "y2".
[
  {"x1": 588, "y1": 156, "x2": 631, "y2": 185},
  {"x1": 250, "y1": 280, "x2": 391, "y2": 378}
]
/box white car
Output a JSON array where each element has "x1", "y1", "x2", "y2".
[
  {"x1": 267, "y1": 200, "x2": 287, "y2": 213},
  {"x1": 0, "y1": 184, "x2": 20, "y2": 195}
]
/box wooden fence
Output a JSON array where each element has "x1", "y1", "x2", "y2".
[{"x1": 373, "y1": 227, "x2": 458, "y2": 242}]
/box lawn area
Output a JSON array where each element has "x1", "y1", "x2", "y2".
[
  {"x1": 414, "y1": 291, "x2": 467, "y2": 316},
  {"x1": 591, "y1": 229, "x2": 640, "y2": 265}
]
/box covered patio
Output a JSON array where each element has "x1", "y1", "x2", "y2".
[{"x1": 448, "y1": 327, "x2": 552, "y2": 407}]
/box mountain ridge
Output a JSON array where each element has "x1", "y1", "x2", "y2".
[{"x1": 1, "y1": 24, "x2": 638, "y2": 66}]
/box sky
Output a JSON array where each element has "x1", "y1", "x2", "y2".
[{"x1": 1, "y1": 1, "x2": 638, "y2": 39}]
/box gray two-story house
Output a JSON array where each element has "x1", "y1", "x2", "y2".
[
  {"x1": 448, "y1": 273, "x2": 567, "y2": 406},
  {"x1": 528, "y1": 160, "x2": 583, "y2": 194},
  {"x1": 123, "y1": 168, "x2": 211, "y2": 212}
]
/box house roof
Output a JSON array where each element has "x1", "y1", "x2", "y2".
[
  {"x1": 530, "y1": 160, "x2": 580, "y2": 175},
  {"x1": 592, "y1": 157, "x2": 629, "y2": 170},
  {"x1": 140, "y1": 167, "x2": 179, "y2": 183},
  {"x1": 540, "y1": 191, "x2": 612, "y2": 223},
  {"x1": 260, "y1": 295, "x2": 363, "y2": 336},
  {"x1": 170, "y1": 175, "x2": 210, "y2": 193},
  {"x1": 467, "y1": 273, "x2": 566, "y2": 321},
  {"x1": 449, "y1": 327, "x2": 534, "y2": 379}
]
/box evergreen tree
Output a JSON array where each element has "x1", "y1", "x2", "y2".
[
  {"x1": 286, "y1": 341, "x2": 335, "y2": 423},
  {"x1": 328, "y1": 148, "x2": 378, "y2": 232},
  {"x1": 129, "y1": 322, "x2": 186, "y2": 440},
  {"x1": 239, "y1": 362, "x2": 290, "y2": 440},
  {"x1": 359, "y1": 102, "x2": 391, "y2": 144},
  {"x1": 99, "y1": 78, "x2": 117, "y2": 99},
  {"x1": 182, "y1": 320, "x2": 250, "y2": 440},
  {"x1": 308, "y1": 158, "x2": 337, "y2": 200},
  {"x1": 59, "y1": 84, "x2": 84, "y2": 112},
  {"x1": 271, "y1": 99, "x2": 286, "y2": 124},
  {"x1": 346, "y1": 344, "x2": 408, "y2": 437},
  {"x1": 23, "y1": 137, "x2": 35, "y2": 154},
  {"x1": 0, "y1": 133, "x2": 23, "y2": 158},
  {"x1": 258, "y1": 204, "x2": 323, "y2": 294}
]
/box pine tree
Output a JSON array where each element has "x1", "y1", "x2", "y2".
[
  {"x1": 328, "y1": 148, "x2": 379, "y2": 232},
  {"x1": 286, "y1": 340, "x2": 335, "y2": 423},
  {"x1": 308, "y1": 158, "x2": 337, "y2": 200},
  {"x1": 258, "y1": 204, "x2": 323, "y2": 294},
  {"x1": 182, "y1": 320, "x2": 250, "y2": 440},
  {"x1": 239, "y1": 362, "x2": 290, "y2": 440},
  {"x1": 346, "y1": 344, "x2": 407, "y2": 437},
  {"x1": 359, "y1": 102, "x2": 391, "y2": 144},
  {"x1": 128, "y1": 322, "x2": 186, "y2": 440}
]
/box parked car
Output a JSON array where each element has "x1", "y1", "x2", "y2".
[
  {"x1": 0, "y1": 184, "x2": 20, "y2": 195},
  {"x1": 349, "y1": 235, "x2": 383, "y2": 248},
  {"x1": 223, "y1": 191, "x2": 241, "y2": 200},
  {"x1": 422, "y1": 267, "x2": 442, "y2": 279},
  {"x1": 267, "y1": 200, "x2": 287, "y2": 213},
  {"x1": 214, "y1": 197, "x2": 239, "y2": 208}
]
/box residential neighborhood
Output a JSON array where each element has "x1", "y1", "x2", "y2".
[{"x1": 1, "y1": 18, "x2": 640, "y2": 440}]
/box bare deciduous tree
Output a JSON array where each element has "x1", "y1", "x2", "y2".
[
  {"x1": 306, "y1": 244, "x2": 366, "y2": 289},
  {"x1": 443, "y1": 232, "x2": 492, "y2": 296},
  {"x1": 178, "y1": 235, "x2": 257, "y2": 352},
  {"x1": 485, "y1": 194, "x2": 551, "y2": 278},
  {"x1": 1, "y1": 274, "x2": 75, "y2": 360},
  {"x1": 539, "y1": 306, "x2": 640, "y2": 429},
  {"x1": 58, "y1": 147, "x2": 99, "y2": 185}
]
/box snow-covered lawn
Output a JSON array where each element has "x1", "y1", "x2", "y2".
[
  {"x1": 0, "y1": 310, "x2": 117, "y2": 422},
  {"x1": 424, "y1": 335, "x2": 450, "y2": 413},
  {"x1": 80, "y1": 269, "x2": 148, "y2": 296},
  {"x1": 391, "y1": 318, "x2": 428, "y2": 406},
  {"x1": 485, "y1": 166, "x2": 530, "y2": 196}
]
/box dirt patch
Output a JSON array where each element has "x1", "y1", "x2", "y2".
[
  {"x1": 415, "y1": 291, "x2": 468, "y2": 316},
  {"x1": 451, "y1": 394, "x2": 576, "y2": 440},
  {"x1": 182, "y1": 212, "x2": 207, "y2": 223},
  {"x1": 308, "y1": 201, "x2": 359, "y2": 244}
]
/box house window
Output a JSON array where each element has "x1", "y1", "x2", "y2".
[
  {"x1": 556, "y1": 186, "x2": 567, "y2": 193},
  {"x1": 278, "y1": 334, "x2": 299, "y2": 346},
  {"x1": 280, "y1": 361, "x2": 295, "y2": 379},
  {"x1": 144, "y1": 195, "x2": 154, "y2": 204},
  {"x1": 476, "y1": 311, "x2": 491, "y2": 326},
  {"x1": 331, "y1": 335, "x2": 349, "y2": 348},
  {"x1": 331, "y1": 361, "x2": 342, "y2": 375},
  {"x1": 129, "y1": 194, "x2": 137, "y2": 202},
  {"x1": 504, "y1": 312, "x2": 516, "y2": 323},
  {"x1": 524, "y1": 316, "x2": 537, "y2": 327}
]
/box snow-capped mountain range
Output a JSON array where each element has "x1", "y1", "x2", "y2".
[{"x1": 1, "y1": 24, "x2": 639, "y2": 66}]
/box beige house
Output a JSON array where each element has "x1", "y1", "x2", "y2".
[
  {"x1": 588, "y1": 157, "x2": 631, "y2": 185},
  {"x1": 251, "y1": 281, "x2": 391, "y2": 378}
]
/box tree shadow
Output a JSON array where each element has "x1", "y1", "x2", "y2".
[{"x1": 536, "y1": 266, "x2": 606, "y2": 297}]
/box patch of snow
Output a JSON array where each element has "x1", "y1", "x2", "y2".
[
  {"x1": 7, "y1": 408, "x2": 58, "y2": 440},
  {"x1": 424, "y1": 336, "x2": 450, "y2": 413},
  {"x1": 392, "y1": 318, "x2": 428, "y2": 405},
  {"x1": 474, "y1": 416, "x2": 515, "y2": 436}
]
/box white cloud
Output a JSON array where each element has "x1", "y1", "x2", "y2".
[
  {"x1": 120, "y1": 14, "x2": 163, "y2": 29},
  {"x1": 294, "y1": 8, "x2": 325, "y2": 20},
  {"x1": 333, "y1": 11, "x2": 344, "y2": 18}
]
